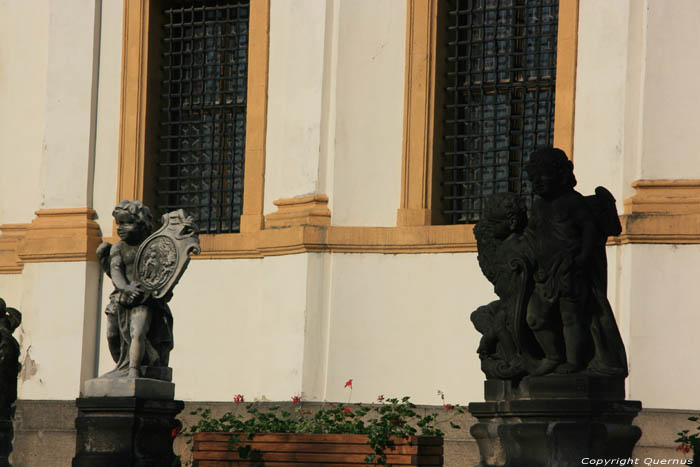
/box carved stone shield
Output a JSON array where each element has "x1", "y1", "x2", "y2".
[{"x1": 135, "y1": 209, "x2": 201, "y2": 299}]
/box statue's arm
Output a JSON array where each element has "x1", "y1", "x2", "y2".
[
  {"x1": 108, "y1": 244, "x2": 130, "y2": 291},
  {"x1": 109, "y1": 244, "x2": 143, "y2": 305}
]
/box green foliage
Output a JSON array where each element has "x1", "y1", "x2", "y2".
[
  {"x1": 183, "y1": 396, "x2": 464, "y2": 466},
  {"x1": 674, "y1": 414, "x2": 700, "y2": 457}
]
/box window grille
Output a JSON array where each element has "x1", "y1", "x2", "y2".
[
  {"x1": 441, "y1": 0, "x2": 558, "y2": 224},
  {"x1": 158, "y1": 0, "x2": 249, "y2": 234}
]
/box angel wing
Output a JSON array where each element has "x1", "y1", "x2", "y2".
[
  {"x1": 585, "y1": 186, "x2": 622, "y2": 239},
  {"x1": 96, "y1": 242, "x2": 113, "y2": 278}
]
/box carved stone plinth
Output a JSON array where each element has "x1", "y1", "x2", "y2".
[
  {"x1": 72, "y1": 397, "x2": 183, "y2": 467},
  {"x1": 469, "y1": 376, "x2": 642, "y2": 467},
  {"x1": 0, "y1": 418, "x2": 12, "y2": 467}
]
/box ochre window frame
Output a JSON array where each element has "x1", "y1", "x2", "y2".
[
  {"x1": 398, "y1": 0, "x2": 579, "y2": 228},
  {"x1": 116, "y1": 0, "x2": 269, "y2": 257}
]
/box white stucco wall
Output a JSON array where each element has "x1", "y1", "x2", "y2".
[
  {"x1": 573, "y1": 0, "x2": 629, "y2": 208},
  {"x1": 0, "y1": 0, "x2": 50, "y2": 224},
  {"x1": 17, "y1": 262, "x2": 100, "y2": 400},
  {"x1": 0, "y1": 275, "x2": 23, "y2": 313},
  {"x1": 264, "y1": 0, "x2": 405, "y2": 225},
  {"x1": 323, "y1": 253, "x2": 491, "y2": 405},
  {"x1": 640, "y1": 0, "x2": 700, "y2": 180},
  {"x1": 264, "y1": 0, "x2": 330, "y2": 214},
  {"x1": 329, "y1": 0, "x2": 405, "y2": 226},
  {"x1": 40, "y1": 0, "x2": 101, "y2": 210},
  {"x1": 622, "y1": 244, "x2": 700, "y2": 410},
  {"x1": 92, "y1": 0, "x2": 123, "y2": 236},
  {"x1": 96, "y1": 255, "x2": 311, "y2": 402}
]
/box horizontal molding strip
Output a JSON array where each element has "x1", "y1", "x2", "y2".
[
  {"x1": 0, "y1": 208, "x2": 101, "y2": 273},
  {"x1": 2, "y1": 179, "x2": 699, "y2": 272},
  {"x1": 615, "y1": 179, "x2": 700, "y2": 245}
]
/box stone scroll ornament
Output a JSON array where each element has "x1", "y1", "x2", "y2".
[
  {"x1": 97, "y1": 202, "x2": 200, "y2": 379},
  {"x1": 471, "y1": 147, "x2": 628, "y2": 379}
]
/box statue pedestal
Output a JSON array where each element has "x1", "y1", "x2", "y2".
[
  {"x1": 0, "y1": 418, "x2": 12, "y2": 467},
  {"x1": 72, "y1": 378, "x2": 183, "y2": 467},
  {"x1": 469, "y1": 376, "x2": 642, "y2": 467}
]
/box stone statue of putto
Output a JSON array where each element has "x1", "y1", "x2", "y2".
[
  {"x1": 0, "y1": 298, "x2": 21, "y2": 418},
  {"x1": 471, "y1": 147, "x2": 628, "y2": 378},
  {"x1": 96, "y1": 201, "x2": 200, "y2": 379}
]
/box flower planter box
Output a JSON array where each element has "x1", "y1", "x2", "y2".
[{"x1": 192, "y1": 432, "x2": 443, "y2": 466}]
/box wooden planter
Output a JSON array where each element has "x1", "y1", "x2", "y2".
[{"x1": 192, "y1": 432, "x2": 443, "y2": 466}]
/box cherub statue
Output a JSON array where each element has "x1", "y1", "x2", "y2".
[
  {"x1": 524, "y1": 147, "x2": 627, "y2": 376},
  {"x1": 471, "y1": 194, "x2": 535, "y2": 379},
  {"x1": 0, "y1": 298, "x2": 21, "y2": 419},
  {"x1": 97, "y1": 201, "x2": 174, "y2": 379}
]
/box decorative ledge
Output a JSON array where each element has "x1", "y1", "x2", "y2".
[
  {"x1": 615, "y1": 179, "x2": 700, "y2": 244},
  {"x1": 17, "y1": 208, "x2": 101, "y2": 263},
  {"x1": 265, "y1": 194, "x2": 331, "y2": 228},
  {"x1": 0, "y1": 224, "x2": 29, "y2": 274},
  {"x1": 3, "y1": 180, "x2": 700, "y2": 273}
]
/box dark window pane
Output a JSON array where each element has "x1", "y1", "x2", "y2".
[
  {"x1": 158, "y1": 0, "x2": 249, "y2": 234},
  {"x1": 441, "y1": 0, "x2": 558, "y2": 224}
]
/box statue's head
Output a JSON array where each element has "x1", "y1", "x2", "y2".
[
  {"x1": 480, "y1": 193, "x2": 528, "y2": 240},
  {"x1": 526, "y1": 147, "x2": 576, "y2": 198},
  {"x1": 0, "y1": 299, "x2": 21, "y2": 332},
  {"x1": 113, "y1": 200, "x2": 153, "y2": 245}
]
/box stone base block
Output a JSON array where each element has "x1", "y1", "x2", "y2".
[
  {"x1": 0, "y1": 418, "x2": 12, "y2": 467},
  {"x1": 470, "y1": 377, "x2": 642, "y2": 467},
  {"x1": 484, "y1": 375, "x2": 625, "y2": 401},
  {"x1": 99, "y1": 366, "x2": 173, "y2": 381},
  {"x1": 72, "y1": 397, "x2": 183, "y2": 467},
  {"x1": 82, "y1": 377, "x2": 174, "y2": 399}
]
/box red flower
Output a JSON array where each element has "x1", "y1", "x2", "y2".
[
  {"x1": 377, "y1": 395, "x2": 385, "y2": 402},
  {"x1": 443, "y1": 404, "x2": 454, "y2": 411},
  {"x1": 291, "y1": 395, "x2": 301, "y2": 405},
  {"x1": 343, "y1": 407, "x2": 351, "y2": 414},
  {"x1": 171, "y1": 426, "x2": 181, "y2": 438},
  {"x1": 233, "y1": 394, "x2": 245, "y2": 404},
  {"x1": 344, "y1": 379, "x2": 353, "y2": 388},
  {"x1": 677, "y1": 443, "x2": 691, "y2": 454}
]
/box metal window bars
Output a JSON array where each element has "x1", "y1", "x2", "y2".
[
  {"x1": 441, "y1": 0, "x2": 558, "y2": 224},
  {"x1": 158, "y1": 0, "x2": 249, "y2": 234}
]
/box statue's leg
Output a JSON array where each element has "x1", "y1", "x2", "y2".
[
  {"x1": 105, "y1": 312, "x2": 120, "y2": 363},
  {"x1": 556, "y1": 296, "x2": 587, "y2": 374},
  {"x1": 527, "y1": 291, "x2": 563, "y2": 375},
  {"x1": 128, "y1": 306, "x2": 152, "y2": 378}
]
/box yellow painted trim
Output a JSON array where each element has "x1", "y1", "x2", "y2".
[
  {"x1": 117, "y1": 0, "x2": 149, "y2": 203},
  {"x1": 614, "y1": 179, "x2": 700, "y2": 245},
  {"x1": 265, "y1": 194, "x2": 331, "y2": 228},
  {"x1": 194, "y1": 224, "x2": 477, "y2": 259},
  {"x1": 398, "y1": 0, "x2": 438, "y2": 226},
  {"x1": 0, "y1": 224, "x2": 29, "y2": 274},
  {"x1": 116, "y1": 0, "x2": 269, "y2": 240},
  {"x1": 0, "y1": 209, "x2": 101, "y2": 269},
  {"x1": 240, "y1": 0, "x2": 270, "y2": 233},
  {"x1": 4, "y1": 178, "x2": 699, "y2": 270},
  {"x1": 553, "y1": 0, "x2": 579, "y2": 159}
]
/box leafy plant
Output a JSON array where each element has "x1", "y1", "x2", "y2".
[
  {"x1": 675, "y1": 414, "x2": 700, "y2": 462},
  {"x1": 181, "y1": 383, "x2": 464, "y2": 466}
]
